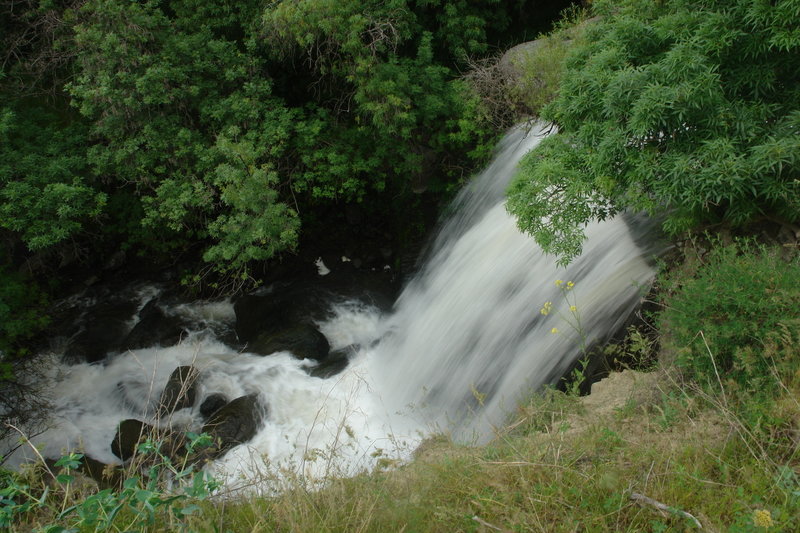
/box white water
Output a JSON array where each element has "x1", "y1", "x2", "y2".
[{"x1": 5, "y1": 123, "x2": 660, "y2": 491}]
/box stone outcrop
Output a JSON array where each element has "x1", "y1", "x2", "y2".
[
  {"x1": 307, "y1": 344, "x2": 358, "y2": 378},
  {"x1": 201, "y1": 393, "x2": 265, "y2": 455},
  {"x1": 123, "y1": 300, "x2": 186, "y2": 351},
  {"x1": 247, "y1": 324, "x2": 330, "y2": 361},
  {"x1": 111, "y1": 419, "x2": 150, "y2": 461},
  {"x1": 157, "y1": 365, "x2": 199, "y2": 416},
  {"x1": 199, "y1": 393, "x2": 228, "y2": 419}
]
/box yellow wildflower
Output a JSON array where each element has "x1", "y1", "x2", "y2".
[
  {"x1": 551, "y1": 327, "x2": 559, "y2": 334},
  {"x1": 569, "y1": 305, "x2": 577, "y2": 312},
  {"x1": 555, "y1": 279, "x2": 563, "y2": 287},
  {"x1": 753, "y1": 509, "x2": 773, "y2": 528},
  {"x1": 566, "y1": 281, "x2": 575, "y2": 290},
  {"x1": 540, "y1": 301, "x2": 552, "y2": 316}
]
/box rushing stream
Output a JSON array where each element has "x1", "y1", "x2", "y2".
[{"x1": 5, "y1": 123, "x2": 662, "y2": 491}]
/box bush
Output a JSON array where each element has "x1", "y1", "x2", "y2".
[
  {"x1": 507, "y1": 0, "x2": 800, "y2": 264},
  {"x1": 659, "y1": 241, "x2": 800, "y2": 392}
]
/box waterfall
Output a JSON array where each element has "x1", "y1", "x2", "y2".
[
  {"x1": 371, "y1": 123, "x2": 660, "y2": 441},
  {"x1": 3, "y1": 123, "x2": 661, "y2": 490}
]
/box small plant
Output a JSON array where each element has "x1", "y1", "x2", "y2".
[
  {"x1": 602, "y1": 325, "x2": 657, "y2": 371},
  {"x1": 541, "y1": 279, "x2": 589, "y2": 395},
  {"x1": 0, "y1": 431, "x2": 220, "y2": 532}
]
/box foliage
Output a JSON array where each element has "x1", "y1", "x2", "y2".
[
  {"x1": 51, "y1": 0, "x2": 505, "y2": 278},
  {"x1": 1, "y1": 433, "x2": 219, "y2": 532},
  {"x1": 507, "y1": 0, "x2": 800, "y2": 264},
  {"x1": 0, "y1": 260, "x2": 51, "y2": 451},
  {"x1": 658, "y1": 241, "x2": 800, "y2": 393},
  {"x1": 0, "y1": 265, "x2": 48, "y2": 359},
  {"x1": 0, "y1": 0, "x2": 528, "y2": 293},
  {"x1": 0, "y1": 106, "x2": 103, "y2": 251},
  {"x1": 0, "y1": 0, "x2": 81, "y2": 97}
]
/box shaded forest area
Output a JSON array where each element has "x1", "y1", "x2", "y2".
[{"x1": 1, "y1": 0, "x2": 575, "y2": 359}]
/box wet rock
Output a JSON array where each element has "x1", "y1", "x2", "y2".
[
  {"x1": 110, "y1": 419, "x2": 188, "y2": 463},
  {"x1": 45, "y1": 455, "x2": 123, "y2": 490},
  {"x1": 63, "y1": 300, "x2": 139, "y2": 363},
  {"x1": 123, "y1": 300, "x2": 186, "y2": 350},
  {"x1": 307, "y1": 344, "x2": 358, "y2": 378},
  {"x1": 200, "y1": 393, "x2": 228, "y2": 418},
  {"x1": 233, "y1": 292, "x2": 293, "y2": 342},
  {"x1": 158, "y1": 366, "x2": 199, "y2": 416},
  {"x1": 201, "y1": 394, "x2": 264, "y2": 454},
  {"x1": 247, "y1": 324, "x2": 330, "y2": 361},
  {"x1": 111, "y1": 419, "x2": 150, "y2": 461},
  {"x1": 233, "y1": 289, "x2": 330, "y2": 343},
  {"x1": 233, "y1": 272, "x2": 396, "y2": 347}
]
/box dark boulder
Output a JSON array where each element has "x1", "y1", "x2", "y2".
[
  {"x1": 158, "y1": 366, "x2": 199, "y2": 416},
  {"x1": 123, "y1": 300, "x2": 186, "y2": 351},
  {"x1": 111, "y1": 419, "x2": 150, "y2": 461},
  {"x1": 80, "y1": 455, "x2": 124, "y2": 489},
  {"x1": 46, "y1": 455, "x2": 124, "y2": 490},
  {"x1": 63, "y1": 300, "x2": 139, "y2": 363},
  {"x1": 201, "y1": 393, "x2": 264, "y2": 454},
  {"x1": 307, "y1": 344, "x2": 358, "y2": 378},
  {"x1": 199, "y1": 393, "x2": 228, "y2": 419},
  {"x1": 110, "y1": 419, "x2": 188, "y2": 463},
  {"x1": 247, "y1": 324, "x2": 330, "y2": 361},
  {"x1": 233, "y1": 292, "x2": 296, "y2": 342}
]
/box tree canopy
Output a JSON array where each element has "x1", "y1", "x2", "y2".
[
  {"x1": 507, "y1": 0, "x2": 800, "y2": 263},
  {"x1": 1, "y1": 0, "x2": 573, "y2": 354},
  {"x1": 2, "y1": 0, "x2": 569, "y2": 279}
]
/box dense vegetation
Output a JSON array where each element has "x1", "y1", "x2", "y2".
[
  {"x1": 1, "y1": 0, "x2": 570, "y2": 356},
  {"x1": 507, "y1": 0, "x2": 800, "y2": 263}
]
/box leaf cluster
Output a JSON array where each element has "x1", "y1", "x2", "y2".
[
  {"x1": 507, "y1": 0, "x2": 800, "y2": 263},
  {"x1": 1, "y1": 433, "x2": 220, "y2": 532}
]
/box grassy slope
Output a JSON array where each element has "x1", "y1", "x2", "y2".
[{"x1": 199, "y1": 360, "x2": 797, "y2": 532}]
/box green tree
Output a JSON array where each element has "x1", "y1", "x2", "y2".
[
  {"x1": 67, "y1": 0, "x2": 280, "y2": 260},
  {"x1": 66, "y1": 0, "x2": 502, "y2": 275},
  {"x1": 0, "y1": 106, "x2": 104, "y2": 251},
  {"x1": 507, "y1": 0, "x2": 800, "y2": 264},
  {"x1": 4, "y1": 0, "x2": 551, "y2": 284},
  {"x1": 259, "y1": 0, "x2": 497, "y2": 198}
]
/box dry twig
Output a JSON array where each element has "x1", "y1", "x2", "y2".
[
  {"x1": 630, "y1": 492, "x2": 702, "y2": 529},
  {"x1": 472, "y1": 515, "x2": 506, "y2": 531}
]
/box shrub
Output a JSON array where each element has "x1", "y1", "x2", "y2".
[
  {"x1": 659, "y1": 241, "x2": 800, "y2": 393},
  {"x1": 507, "y1": 0, "x2": 800, "y2": 265}
]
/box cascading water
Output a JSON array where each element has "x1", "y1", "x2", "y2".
[
  {"x1": 4, "y1": 123, "x2": 661, "y2": 491},
  {"x1": 370, "y1": 122, "x2": 661, "y2": 441}
]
